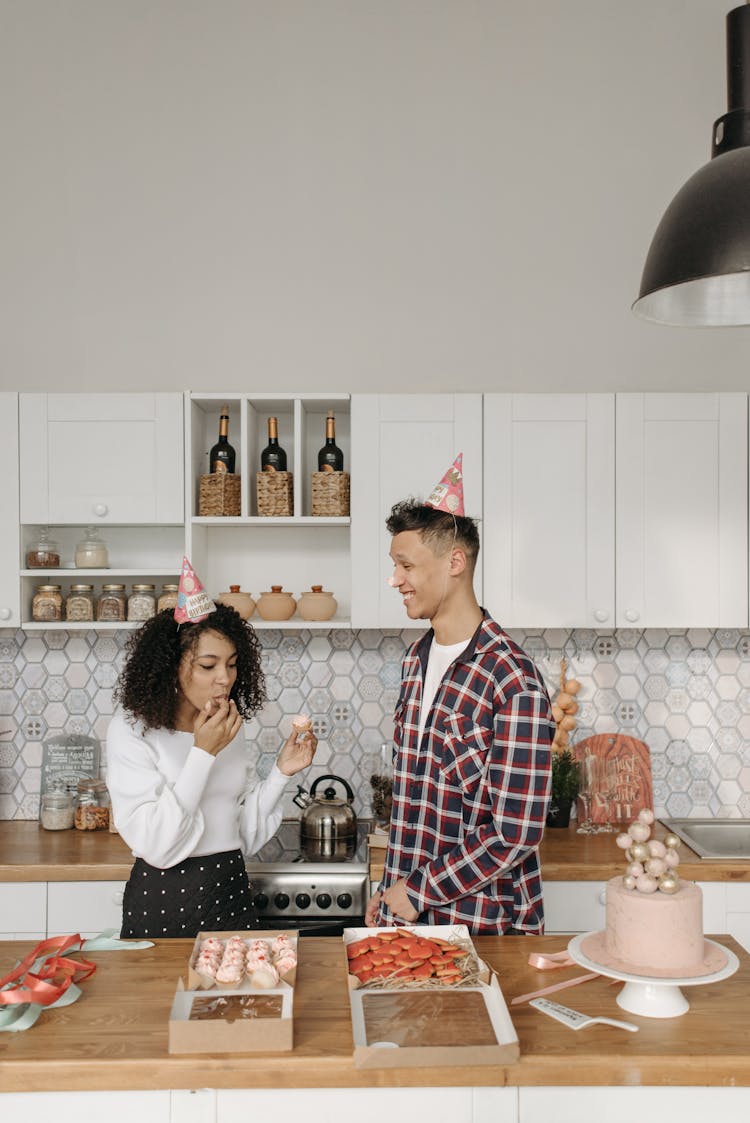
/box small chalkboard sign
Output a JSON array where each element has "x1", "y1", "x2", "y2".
[{"x1": 39, "y1": 733, "x2": 100, "y2": 812}]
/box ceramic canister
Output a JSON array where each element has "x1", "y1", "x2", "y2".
[
  {"x1": 256, "y1": 586, "x2": 297, "y2": 621},
  {"x1": 216, "y1": 585, "x2": 256, "y2": 620},
  {"x1": 296, "y1": 585, "x2": 337, "y2": 622}
]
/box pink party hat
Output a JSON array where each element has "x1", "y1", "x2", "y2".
[
  {"x1": 425, "y1": 453, "x2": 464, "y2": 516},
  {"x1": 174, "y1": 557, "x2": 216, "y2": 624}
]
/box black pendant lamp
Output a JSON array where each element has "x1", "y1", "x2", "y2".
[{"x1": 633, "y1": 3, "x2": 750, "y2": 326}]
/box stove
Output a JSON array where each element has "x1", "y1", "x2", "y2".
[{"x1": 246, "y1": 819, "x2": 371, "y2": 933}]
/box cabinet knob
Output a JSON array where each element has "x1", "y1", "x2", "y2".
[
  {"x1": 624, "y1": 609, "x2": 640, "y2": 623},
  {"x1": 594, "y1": 609, "x2": 609, "y2": 623},
  {"x1": 92, "y1": 504, "x2": 109, "y2": 518},
  {"x1": 0, "y1": 608, "x2": 10, "y2": 620}
]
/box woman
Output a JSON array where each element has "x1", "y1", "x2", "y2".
[{"x1": 106, "y1": 604, "x2": 317, "y2": 938}]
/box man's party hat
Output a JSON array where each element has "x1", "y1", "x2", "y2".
[{"x1": 425, "y1": 453, "x2": 464, "y2": 516}]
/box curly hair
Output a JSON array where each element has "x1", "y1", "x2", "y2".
[
  {"x1": 386, "y1": 498, "x2": 480, "y2": 572},
  {"x1": 113, "y1": 604, "x2": 266, "y2": 732}
]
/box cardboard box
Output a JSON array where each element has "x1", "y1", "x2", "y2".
[
  {"x1": 187, "y1": 930, "x2": 297, "y2": 990},
  {"x1": 168, "y1": 930, "x2": 296, "y2": 1054},
  {"x1": 168, "y1": 978, "x2": 293, "y2": 1054},
  {"x1": 343, "y1": 924, "x2": 520, "y2": 1069}
]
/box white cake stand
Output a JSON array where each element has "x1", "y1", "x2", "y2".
[{"x1": 567, "y1": 933, "x2": 739, "y2": 1019}]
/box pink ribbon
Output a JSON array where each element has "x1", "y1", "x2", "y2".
[
  {"x1": 0, "y1": 934, "x2": 96, "y2": 1007},
  {"x1": 510, "y1": 948, "x2": 600, "y2": 1006}
]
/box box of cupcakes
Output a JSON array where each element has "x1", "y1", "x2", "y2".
[{"x1": 168, "y1": 930, "x2": 297, "y2": 1053}]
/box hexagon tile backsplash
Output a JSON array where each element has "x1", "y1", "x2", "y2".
[{"x1": 1, "y1": 626, "x2": 750, "y2": 822}]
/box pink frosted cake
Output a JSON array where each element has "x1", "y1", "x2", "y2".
[
  {"x1": 580, "y1": 809, "x2": 726, "y2": 978},
  {"x1": 602, "y1": 874, "x2": 704, "y2": 973}
]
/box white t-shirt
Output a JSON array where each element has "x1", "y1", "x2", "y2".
[
  {"x1": 105, "y1": 709, "x2": 288, "y2": 869},
  {"x1": 418, "y1": 637, "x2": 470, "y2": 740}
]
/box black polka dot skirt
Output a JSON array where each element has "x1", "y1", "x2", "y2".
[{"x1": 120, "y1": 849, "x2": 258, "y2": 939}]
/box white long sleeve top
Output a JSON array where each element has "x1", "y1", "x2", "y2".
[{"x1": 105, "y1": 709, "x2": 288, "y2": 869}]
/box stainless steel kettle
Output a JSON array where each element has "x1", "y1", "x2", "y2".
[{"x1": 293, "y1": 774, "x2": 358, "y2": 861}]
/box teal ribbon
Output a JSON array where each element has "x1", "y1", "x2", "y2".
[{"x1": 0, "y1": 930, "x2": 154, "y2": 1033}]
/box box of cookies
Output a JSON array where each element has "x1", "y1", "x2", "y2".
[
  {"x1": 168, "y1": 930, "x2": 297, "y2": 1053},
  {"x1": 343, "y1": 924, "x2": 519, "y2": 1069}
]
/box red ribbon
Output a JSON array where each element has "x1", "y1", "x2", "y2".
[{"x1": 0, "y1": 934, "x2": 97, "y2": 1007}]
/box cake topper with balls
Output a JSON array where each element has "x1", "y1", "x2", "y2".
[{"x1": 615, "y1": 810, "x2": 682, "y2": 895}]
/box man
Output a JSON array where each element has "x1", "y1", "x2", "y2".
[{"x1": 366, "y1": 455, "x2": 554, "y2": 934}]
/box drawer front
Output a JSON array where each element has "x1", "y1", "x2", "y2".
[
  {"x1": 47, "y1": 881, "x2": 126, "y2": 938},
  {"x1": 0, "y1": 882, "x2": 46, "y2": 939}
]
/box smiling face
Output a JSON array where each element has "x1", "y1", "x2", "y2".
[
  {"x1": 389, "y1": 529, "x2": 454, "y2": 622},
  {"x1": 175, "y1": 629, "x2": 238, "y2": 727}
]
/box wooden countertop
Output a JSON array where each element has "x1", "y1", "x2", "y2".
[
  {"x1": 3, "y1": 819, "x2": 750, "y2": 883},
  {"x1": 0, "y1": 821, "x2": 134, "y2": 881},
  {"x1": 370, "y1": 821, "x2": 750, "y2": 883},
  {"x1": 1, "y1": 934, "x2": 749, "y2": 1092}
]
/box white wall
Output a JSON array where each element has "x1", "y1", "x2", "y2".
[{"x1": 1, "y1": 0, "x2": 747, "y2": 394}]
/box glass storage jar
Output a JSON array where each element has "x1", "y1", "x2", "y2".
[
  {"x1": 26, "y1": 527, "x2": 61, "y2": 569},
  {"x1": 32, "y1": 584, "x2": 64, "y2": 622},
  {"x1": 74, "y1": 526, "x2": 109, "y2": 568},
  {"x1": 40, "y1": 785, "x2": 75, "y2": 831},
  {"x1": 157, "y1": 583, "x2": 179, "y2": 612},
  {"x1": 96, "y1": 584, "x2": 127, "y2": 622},
  {"x1": 74, "y1": 779, "x2": 110, "y2": 831},
  {"x1": 65, "y1": 584, "x2": 95, "y2": 622},
  {"x1": 127, "y1": 583, "x2": 156, "y2": 621}
]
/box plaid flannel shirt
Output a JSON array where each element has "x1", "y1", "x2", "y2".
[{"x1": 376, "y1": 610, "x2": 554, "y2": 933}]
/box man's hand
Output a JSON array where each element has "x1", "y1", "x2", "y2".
[
  {"x1": 380, "y1": 878, "x2": 419, "y2": 922},
  {"x1": 365, "y1": 890, "x2": 381, "y2": 927}
]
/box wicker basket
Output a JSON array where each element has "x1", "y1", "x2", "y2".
[
  {"x1": 311, "y1": 471, "x2": 350, "y2": 517},
  {"x1": 198, "y1": 473, "x2": 241, "y2": 517},
  {"x1": 256, "y1": 471, "x2": 294, "y2": 517}
]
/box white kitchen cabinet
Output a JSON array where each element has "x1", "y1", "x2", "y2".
[
  {"x1": 20, "y1": 393, "x2": 184, "y2": 525},
  {"x1": 186, "y1": 394, "x2": 352, "y2": 627},
  {"x1": 46, "y1": 881, "x2": 126, "y2": 939},
  {"x1": 0, "y1": 882, "x2": 46, "y2": 940},
  {"x1": 0, "y1": 394, "x2": 20, "y2": 629},
  {"x1": 17, "y1": 392, "x2": 185, "y2": 630},
  {"x1": 350, "y1": 394, "x2": 483, "y2": 628},
  {"x1": 542, "y1": 880, "x2": 606, "y2": 934},
  {"x1": 616, "y1": 393, "x2": 748, "y2": 628},
  {"x1": 543, "y1": 878, "x2": 750, "y2": 954},
  {"x1": 482, "y1": 395, "x2": 614, "y2": 628}
]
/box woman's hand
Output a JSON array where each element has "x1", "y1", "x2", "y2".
[
  {"x1": 193, "y1": 699, "x2": 242, "y2": 757},
  {"x1": 276, "y1": 725, "x2": 318, "y2": 776}
]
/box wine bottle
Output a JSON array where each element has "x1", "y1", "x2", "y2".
[
  {"x1": 260, "y1": 416, "x2": 287, "y2": 473},
  {"x1": 317, "y1": 410, "x2": 344, "y2": 472},
  {"x1": 209, "y1": 404, "x2": 236, "y2": 473}
]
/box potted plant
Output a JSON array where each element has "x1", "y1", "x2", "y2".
[{"x1": 546, "y1": 748, "x2": 580, "y2": 828}]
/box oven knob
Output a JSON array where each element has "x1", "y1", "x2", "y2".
[
  {"x1": 316, "y1": 893, "x2": 332, "y2": 909},
  {"x1": 336, "y1": 892, "x2": 352, "y2": 909},
  {"x1": 253, "y1": 892, "x2": 269, "y2": 910},
  {"x1": 274, "y1": 892, "x2": 290, "y2": 910},
  {"x1": 295, "y1": 893, "x2": 311, "y2": 909}
]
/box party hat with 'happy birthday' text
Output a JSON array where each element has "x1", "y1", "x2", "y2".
[
  {"x1": 174, "y1": 557, "x2": 216, "y2": 624},
  {"x1": 425, "y1": 453, "x2": 464, "y2": 516}
]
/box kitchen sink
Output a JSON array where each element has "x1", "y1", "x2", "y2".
[{"x1": 660, "y1": 818, "x2": 750, "y2": 859}]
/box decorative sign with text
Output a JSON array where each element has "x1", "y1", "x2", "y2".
[
  {"x1": 574, "y1": 733, "x2": 653, "y2": 825},
  {"x1": 39, "y1": 734, "x2": 100, "y2": 812}
]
